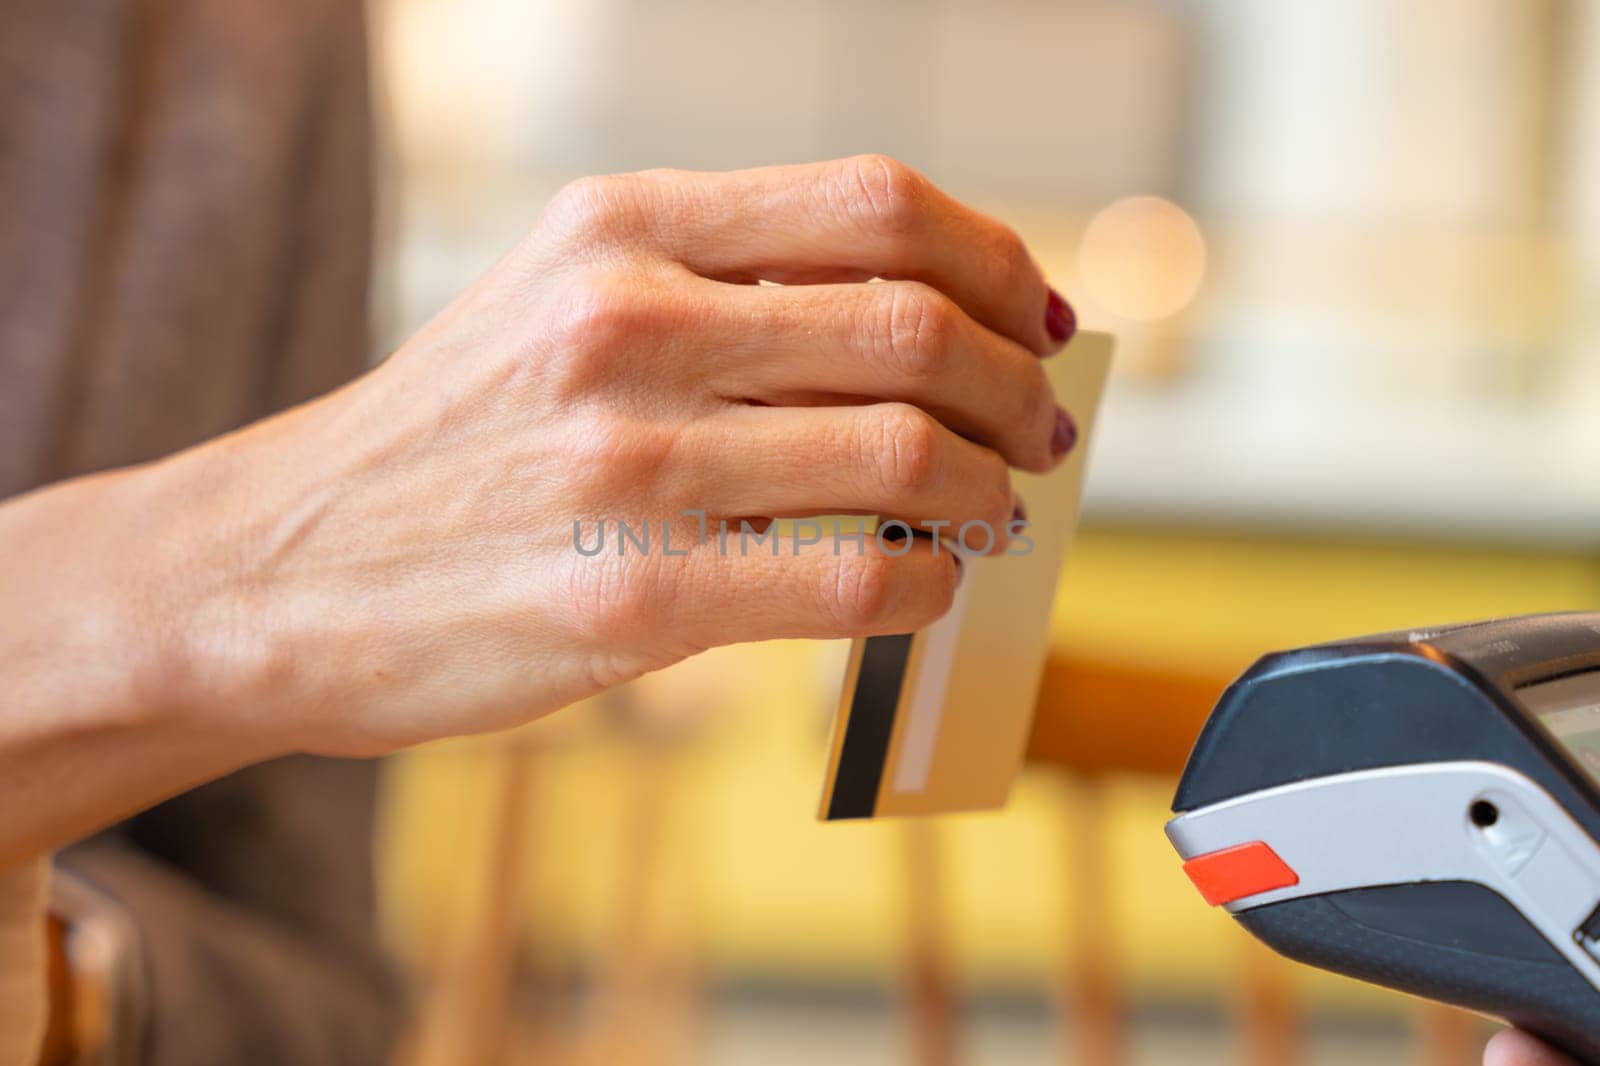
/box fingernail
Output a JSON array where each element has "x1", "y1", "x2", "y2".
[
  {"x1": 951, "y1": 551, "x2": 965, "y2": 585},
  {"x1": 1050, "y1": 407, "x2": 1078, "y2": 460},
  {"x1": 1045, "y1": 288, "x2": 1076, "y2": 347},
  {"x1": 1011, "y1": 498, "x2": 1027, "y2": 525}
]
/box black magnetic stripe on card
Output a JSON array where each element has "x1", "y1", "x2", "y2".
[{"x1": 827, "y1": 632, "x2": 915, "y2": 820}]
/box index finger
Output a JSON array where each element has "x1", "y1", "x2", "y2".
[{"x1": 636, "y1": 155, "x2": 1072, "y2": 357}]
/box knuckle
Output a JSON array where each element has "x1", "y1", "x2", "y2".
[
  {"x1": 598, "y1": 569, "x2": 655, "y2": 636},
  {"x1": 568, "y1": 557, "x2": 631, "y2": 634},
  {"x1": 575, "y1": 557, "x2": 672, "y2": 653},
  {"x1": 575, "y1": 416, "x2": 676, "y2": 490},
  {"x1": 556, "y1": 174, "x2": 627, "y2": 220},
  {"x1": 969, "y1": 220, "x2": 1035, "y2": 300},
  {"x1": 975, "y1": 451, "x2": 1014, "y2": 530},
  {"x1": 1017, "y1": 365, "x2": 1059, "y2": 468},
  {"x1": 927, "y1": 554, "x2": 961, "y2": 614},
  {"x1": 837, "y1": 153, "x2": 928, "y2": 240},
  {"x1": 990, "y1": 223, "x2": 1034, "y2": 283},
  {"x1": 568, "y1": 269, "x2": 634, "y2": 328},
  {"x1": 542, "y1": 174, "x2": 643, "y2": 243},
  {"x1": 550, "y1": 271, "x2": 673, "y2": 379},
  {"x1": 863, "y1": 403, "x2": 941, "y2": 496},
  {"x1": 543, "y1": 177, "x2": 606, "y2": 233},
  {"x1": 876, "y1": 283, "x2": 955, "y2": 381},
  {"x1": 548, "y1": 272, "x2": 627, "y2": 378},
  {"x1": 827, "y1": 551, "x2": 899, "y2": 631},
  {"x1": 1032, "y1": 385, "x2": 1064, "y2": 470}
]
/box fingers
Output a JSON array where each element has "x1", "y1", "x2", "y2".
[
  {"x1": 1484, "y1": 1030, "x2": 1580, "y2": 1066},
  {"x1": 684, "y1": 403, "x2": 1017, "y2": 554},
  {"x1": 686, "y1": 532, "x2": 963, "y2": 645},
  {"x1": 641, "y1": 155, "x2": 1066, "y2": 356},
  {"x1": 707, "y1": 279, "x2": 1064, "y2": 472}
]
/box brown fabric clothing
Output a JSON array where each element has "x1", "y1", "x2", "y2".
[
  {"x1": 1, "y1": 1, "x2": 402, "y2": 1062},
  {"x1": 0, "y1": 0, "x2": 374, "y2": 485},
  {"x1": 57, "y1": 761, "x2": 402, "y2": 1066}
]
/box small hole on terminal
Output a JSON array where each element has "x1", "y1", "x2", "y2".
[{"x1": 1470, "y1": 800, "x2": 1500, "y2": 828}]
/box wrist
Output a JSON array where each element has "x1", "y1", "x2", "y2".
[
  {"x1": 0, "y1": 447, "x2": 297, "y2": 866},
  {"x1": 117, "y1": 440, "x2": 303, "y2": 761},
  {"x1": 128, "y1": 389, "x2": 407, "y2": 759}
]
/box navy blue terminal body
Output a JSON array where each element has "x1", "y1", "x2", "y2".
[{"x1": 1172, "y1": 613, "x2": 1600, "y2": 1061}]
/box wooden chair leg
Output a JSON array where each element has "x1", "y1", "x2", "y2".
[
  {"x1": 581, "y1": 730, "x2": 700, "y2": 1066},
  {"x1": 406, "y1": 742, "x2": 536, "y2": 1066},
  {"x1": 1064, "y1": 778, "x2": 1123, "y2": 1066},
  {"x1": 1238, "y1": 935, "x2": 1298, "y2": 1066},
  {"x1": 1418, "y1": 1002, "x2": 1477, "y2": 1066},
  {"x1": 903, "y1": 820, "x2": 959, "y2": 1066}
]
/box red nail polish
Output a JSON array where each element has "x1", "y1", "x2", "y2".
[
  {"x1": 1011, "y1": 498, "x2": 1027, "y2": 525},
  {"x1": 1045, "y1": 288, "x2": 1076, "y2": 346},
  {"x1": 1050, "y1": 407, "x2": 1078, "y2": 460}
]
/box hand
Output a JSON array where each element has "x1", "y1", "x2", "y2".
[
  {"x1": 1485, "y1": 1029, "x2": 1580, "y2": 1066},
  {"x1": 104, "y1": 155, "x2": 1076, "y2": 758}
]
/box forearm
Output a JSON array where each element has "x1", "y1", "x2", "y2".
[{"x1": 0, "y1": 458, "x2": 280, "y2": 873}]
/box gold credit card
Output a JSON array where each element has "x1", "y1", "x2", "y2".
[{"x1": 820, "y1": 331, "x2": 1113, "y2": 820}]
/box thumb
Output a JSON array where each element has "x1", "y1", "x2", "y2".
[{"x1": 1484, "y1": 1029, "x2": 1580, "y2": 1066}]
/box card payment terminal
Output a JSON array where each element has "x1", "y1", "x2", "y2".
[{"x1": 1167, "y1": 612, "x2": 1600, "y2": 1060}]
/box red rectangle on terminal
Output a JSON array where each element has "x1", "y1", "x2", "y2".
[{"x1": 1182, "y1": 841, "x2": 1300, "y2": 907}]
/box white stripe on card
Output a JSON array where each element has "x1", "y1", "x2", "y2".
[{"x1": 891, "y1": 564, "x2": 975, "y2": 794}]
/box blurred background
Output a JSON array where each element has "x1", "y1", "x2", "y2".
[{"x1": 365, "y1": 1, "x2": 1600, "y2": 1064}]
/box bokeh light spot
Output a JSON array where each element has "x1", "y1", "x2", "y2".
[{"x1": 1078, "y1": 196, "x2": 1206, "y2": 321}]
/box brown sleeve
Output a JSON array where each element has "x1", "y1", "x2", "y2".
[
  {"x1": 58, "y1": 758, "x2": 405, "y2": 1066},
  {"x1": 263, "y1": 0, "x2": 378, "y2": 410},
  {"x1": 12, "y1": 2, "x2": 401, "y2": 1059}
]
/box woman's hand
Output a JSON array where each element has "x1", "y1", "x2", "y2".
[
  {"x1": 1485, "y1": 1030, "x2": 1579, "y2": 1066},
  {"x1": 1, "y1": 155, "x2": 1078, "y2": 839}
]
